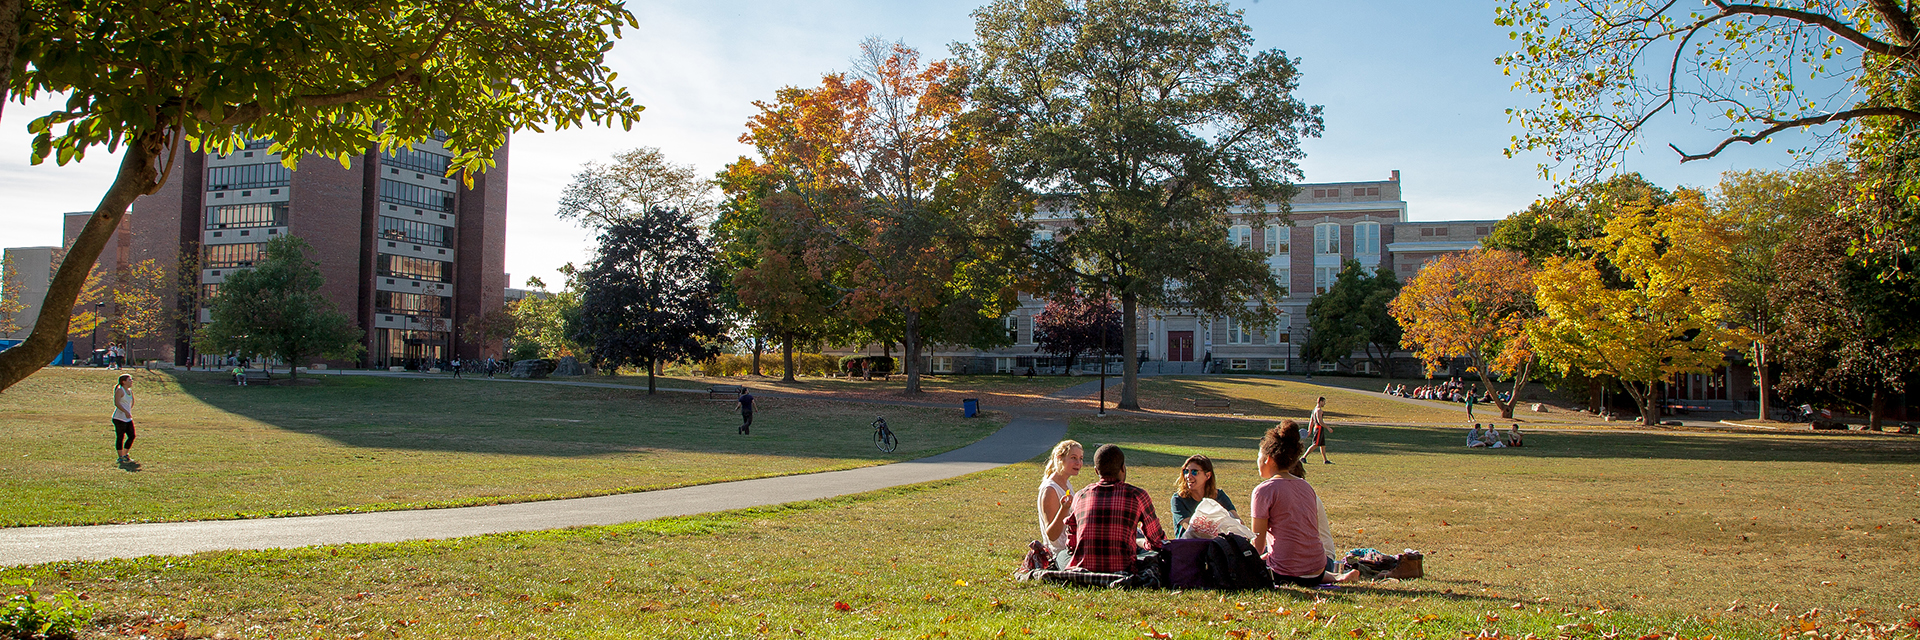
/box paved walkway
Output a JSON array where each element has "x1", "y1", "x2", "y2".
[{"x1": 0, "y1": 410, "x2": 1065, "y2": 566}]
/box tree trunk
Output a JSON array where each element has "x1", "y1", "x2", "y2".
[
  {"x1": 751, "y1": 335, "x2": 763, "y2": 377},
  {"x1": 0, "y1": 130, "x2": 166, "y2": 392},
  {"x1": 647, "y1": 357, "x2": 657, "y2": 395},
  {"x1": 1623, "y1": 382, "x2": 1658, "y2": 427},
  {"x1": 780, "y1": 333, "x2": 795, "y2": 383},
  {"x1": 0, "y1": 0, "x2": 20, "y2": 124},
  {"x1": 1119, "y1": 292, "x2": 1140, "y2": 410},
  {"x1": 1869, "y1": 386, "x2": 1885, "y2": 431},
  {"x1": 1754, "y1": 342, "x2": 1770, "y2": 421},
  {"x1": 1471, "y1": 355, "x2": 1509, "y2": 420},
  {"x1": 1500, "y1": 359, "x2": 1533, "y2": 420},
  {"x1": 1062, "y1": 352, "x2": 1075, "y2": 376},
  {"x1": 902, "y1": 309, "x2": 922, "y2": 394},
  {"x1": 1588, "y1": 378, "x2": 1604, "y2": 415}
]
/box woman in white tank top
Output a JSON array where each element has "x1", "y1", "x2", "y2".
[{"x1": 1036, "y1": 440, "x2": 1084, "y2": 567}]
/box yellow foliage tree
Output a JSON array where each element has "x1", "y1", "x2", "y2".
[
  {"x1": 111, "y1": 259, "x2": 171, "y2": 350},
  {"x1": 1529, "y1": 192, "x2": 1748, "y2": 426},
  {"x1": 1389, "y1": 248, "x2": 1538, "y2": 419}
]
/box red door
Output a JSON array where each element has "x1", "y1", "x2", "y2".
[{"x1": 1168, "y1": 331, "x2": 1194, "y2": 362}]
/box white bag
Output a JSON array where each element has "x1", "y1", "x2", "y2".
[{"x1": 1184, "y1": 498, "x2": 1255, "y2": 540}]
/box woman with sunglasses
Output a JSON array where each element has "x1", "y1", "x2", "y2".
[{"x1": 1169, "y1": 454, "x2": 1238, "y2": 537}]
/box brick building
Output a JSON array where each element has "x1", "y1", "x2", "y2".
[{"x1": 126, "y1": 136, "x2": 509, "y2": 369}]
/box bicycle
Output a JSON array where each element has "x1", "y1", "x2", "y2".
[{"x1": 872, "y1": 416, "x2": 898, "y2": 453}]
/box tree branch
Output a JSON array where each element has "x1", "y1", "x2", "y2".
[
  {"x1": 1710, "y1": 1, "x2": 1906, "y2": 59},
  {"x1": 1867, "y1": 0, "x2": 1919, "y2": 47},
  {"x1": 1671, "y1": 106, "x2": 1920, "y2": 161}
]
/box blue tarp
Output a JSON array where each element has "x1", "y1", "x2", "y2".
[{"x1": 0, "y1": 339, "x2": 74, "y2": 366}]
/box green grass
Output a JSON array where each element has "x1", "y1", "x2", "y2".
[
  {"x1": 598, "y1": 371, "x2": 1092, "y2": 407},
  {"x1": 1133, "y1": 376, "x2": 1473, "y2": 424},
  {"x1": 0, "y1": 367, "x2": 1002, "y2": 526},
  {"x1": 6, "y1": 413, "x2": 1916, "y2": 639}
]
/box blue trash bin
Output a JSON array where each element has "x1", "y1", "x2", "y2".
[{"x1": 963, "y1": 398, "x2": 979, "y2": 418}]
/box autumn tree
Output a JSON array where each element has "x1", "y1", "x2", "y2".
[
  {"x1": 734, "y1": 39, "x2": 1022, "y2": 391},
  {"x1": 1484, "y1": 174, "x2": 1673, "y2": 264},
  {"x1": 1529, "y1": 191, "x2": 1748, "y2": 426},
  {"x1": 1303, "y1": 261, "x2": 1402, "y2": 376},
  {"x1": 713, "y1": 163, "x2": 842, "y2": 383},
  {"x1": 459, "y1": 306, "x2": 517, "y2": 361},
  {"x1": 1033, "y1": 292, "x2": 1123, "y2": 375},
  {"x1": 568, "y1": 208, "x2": 725, "y2": 394},
  {"x1": 510, "y1": 275, "x2": 584, "y2": 361},
  {"x1": 0, "y1": 0, "x2": 643, "y2": 391},
  {"x1": 557, "y1": 147, "x2": 717, "y2": 229},
  {"x1": 194, "y1": 236, "x2": 363, "y2": 380},
  {"x1": 111, "y1": 259, "x2": 171, "y2": 352},
  {"x1": 963, "y1": 0, "x2": 1320, "y2": 409},
  {"x1": 1497, "y1": 0, "x2": 1920, "y2": 179},
  {"x1": 1390, "y1": 248, "x2": 1539, "y2": 419},
  {"x1": 0, "y1": 254, "x2": 26, "y2": 339}
]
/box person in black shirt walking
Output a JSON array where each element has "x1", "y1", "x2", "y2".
[{"x1": 737, "y1": 391, "x2": 755, "y2": 435}]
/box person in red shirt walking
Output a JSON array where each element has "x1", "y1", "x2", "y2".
[{"x1": 1064, "y1": 444, "x2": 1165, "y2": 573}]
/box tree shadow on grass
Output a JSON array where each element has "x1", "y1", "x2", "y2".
[
  {"x1": 171, "y1": 371, "x2": 979, "y2": 461},
  {"x1": 1074, "y1": 418, "x2": 1920, "y2": 466}
]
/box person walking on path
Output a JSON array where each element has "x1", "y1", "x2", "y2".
[
  {"x1": 451, "y1": 357, "x2": 463, "y2": 378},
  {"x1": 112, "y1": 374, "x2": 137, "y2": 464},
  {"x1": 737, "y1": 391, "x2": 755, "y2": 435},
  {"x1": 1306, "y1": 397, "x2": 1332, "y2": 464},
  {"x1": 1464, "y1": 391, "x2": 1476, "y2": 419}
]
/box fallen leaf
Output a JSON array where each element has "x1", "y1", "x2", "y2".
[
  {"x1": 954, "y1": 579, "x2": 969, "y2": 587},
  {"x1": 833, "y1": 601, "x2": 852, "y2": 612}
]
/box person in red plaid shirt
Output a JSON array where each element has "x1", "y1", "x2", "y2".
[{"x1": 1064, "y1": 444, "x2": 1166, "y2": 573}]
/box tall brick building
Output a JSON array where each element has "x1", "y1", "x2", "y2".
[{"x1": 127, "y1": 136, "x2": 508, "y2": 369}]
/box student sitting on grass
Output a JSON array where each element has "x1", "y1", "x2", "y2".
[
  {"x1": 1063, "y1": 444, "x2": 1166, "y2": 573},
  {"x1": 1250, "y1": 421, "x2": 1359, "y2": 587},
  {"x1": 1169, "y1": 454, "x2": 1238, "y2": 537},
  {"x1": 1507, "y1": 424, "x2": 1524, "y2": 447},
  {"x1": 1481, "y1": 425, "x2": 1506, "y2": 448},
  {"x1": 1467, "y1": 424, "x2": 1487, "y2": 448},
  {"x1": 1036, "y1": 440, "x2": 1084, "y2": 569}
]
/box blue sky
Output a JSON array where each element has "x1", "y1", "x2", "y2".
[{"x1": 0, "y1": 0, "x2": 1819, "y2": 288}]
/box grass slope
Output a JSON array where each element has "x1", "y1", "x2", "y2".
[
  {"x1": 5, "y1": 414, "x2": 1915, "y2": 639},
  {"x1": 0, "y1": 368, "x2": 1001, "y2": 526}
]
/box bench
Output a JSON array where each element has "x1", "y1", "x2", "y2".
[
  {"x1": 1190, "y1": 398, "x2": 1232, "y2": 410},
  {"x1": 238, "y1": 369, "x2": 269, "y2": 385},
  {"x1": 708, "y1": 385, "x2": 746, "y2": 401}
]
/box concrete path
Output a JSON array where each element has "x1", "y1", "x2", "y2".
[{"x1": 0, "y1": 413, "x2": 1066, "y2": 566}]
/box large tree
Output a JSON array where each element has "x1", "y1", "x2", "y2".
[
  {"x1": 1529, "y1": 191, "x2": 1748, "y2": 426},
  {"x1": 1497, "y1": 0, "x2": 1920, "y2": 179},
  {"x1": 568, "y1": 208, "x2": 726, "y2": 394},
  {"x1": 714, "y1": 163, "x2": 843, "y2": 383},
  {"x1": 735, "y1": 39, "x2": 1022, "y2": 392},
  {"x1": 1033, "y1": 292, "x2": 1123, "y2": 375},
  {"x1": 110, "y1": 259, "x2": 171, "y2": 352},
  {"x1": 1389, "y1": 248, "x2": 1539, "y2": 419},
  {"x1": 194, "y1": 236, "x2": 363, "y2": 380},
  {"x1": 557, "y1": 147, "x2": 718, "y2": 229},
  {"x1": 962, "y1": 0, "x2": 1320, "y2": 409},
  {"x1": 1302, "y1": 260, "x2": 1402, "y2": 376},
  {"x1": 0, "y1": 0, "x2": 643, "y2": 391}
]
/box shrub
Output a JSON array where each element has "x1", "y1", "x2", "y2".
[
  {"x1": 1, "y1": 579, "x2": 93, "y2": 640},
  {"x1": 699, "y1": 353, "x2": 841, "y2": 378}
]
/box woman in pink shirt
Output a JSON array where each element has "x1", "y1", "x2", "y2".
[{"x1": 1249, "y1": 420, "x2": 1357, "y2": 587}]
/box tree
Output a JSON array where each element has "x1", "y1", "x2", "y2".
[
  {"x1": 110, "y1": 259, "x2": 171, "y2": 350},
  {"x1": 194, "y1": 236, "x2": 363, "y2": 380},
  {"x1": 556, "y1": 147, "x2": 718, "y2": 229},
  {"x1": 568, "y1": 208, "x2": 726, "y2": 394},
  {"x1": 1033, "y1": 292, "x2": 1123, "y2": 375},
  {"x1": 1389, "y1": 248, "x2": 1539, "y2": 419},
  {"x1": 963, "y1": 0, "x2": 1321, "y2": 409},
  {"x1": 509, "y1": 275, "x2": 584, "y2": 361},
  {"x1": 1484, "y1": 174, "x2": 1673, "y2": 264},
  {"x1": 459, "y1": 306, "x2": 517, "y2": 361},
  {"x1": 1497, "y1": 0, "x2": 1920, "y2": 179},
  {"x1": 735, "y1": 38, "x2": 1023, "y2": 391},
  {"x1": 713, "y1": 163, "x2": 843, "y2": 383},
  {"x1": 1771, "y1": 208, "x2": 1920, "y2": 430},
  {"x1": 0, "y1": 254, "x2": 26, "y2": 339},
  {"x1": 1302, "y1": 260, "x2": 1402, "y2": 376},
  {"x1": 1529, "y1": 191, "x2": 1748, "y2": 426},
  {"x1": 0, "y1": 0, "x2": 643, "y2": 391},
  {"x1": 1712, "y1": 166, "x2": 1845, "y2": 422}
]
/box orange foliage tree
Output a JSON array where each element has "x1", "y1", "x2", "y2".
[{"x1": 1389, "y1": 248, "x2": 1539, "y2": 419}]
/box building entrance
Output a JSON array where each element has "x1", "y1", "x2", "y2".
[{"x1": 1168, "y1": 331, "x2": 1195, "y2": 362}]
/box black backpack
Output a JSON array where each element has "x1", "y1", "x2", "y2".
[{"x1": 1204, "y1": 533, "x2": 1273, "y2": 590}]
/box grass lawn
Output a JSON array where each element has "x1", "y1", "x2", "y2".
[
  {"x1": 7, "y1": 413, "x2": 1915, "y2": 639},
  {"x1": 1133, "y1": 376, "x2": 1474, "y2": 424},
  {"x1": 0, "y1": 367, "x2": 1002, "y2": 526},
  {"x1": 597, "y1": 372, "x2": 1092, "y2": 408}
]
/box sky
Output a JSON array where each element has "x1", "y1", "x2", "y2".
[{"x1": 0, "y1": 0, "x2": 1825, "y2": 289}]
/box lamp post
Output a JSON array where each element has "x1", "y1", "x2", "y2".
[
  {"x1": 90, "y1": 301, "x2": 104, "y2": 365},
  {"x1": 1098, "y1": 315, "x2": 1108, "y2": 417}
]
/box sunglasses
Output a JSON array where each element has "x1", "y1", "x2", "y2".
[{"x1": 1182, "y1": 469, "x2": 1203, "y2": 476}]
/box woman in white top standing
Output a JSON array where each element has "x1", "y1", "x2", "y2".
[
  {"x1": 112, "y1": 373, "x2": 136, "y2": 464},
  {"x1": 1035, "y1": 439, "x2": 1084, "y2": 569}
]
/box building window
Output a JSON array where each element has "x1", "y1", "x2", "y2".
[
  {"x1": 931, "y1": 356, "x2": 953, "y2": 373},
  {"x1": 379, "y1": 216, "x2": 453, "y2": 247},
  {"x1": 206, "y1": 163, "x2": 292, "y2": 191},
  {"x1": 995, "y1": 357, "x2": 1014, "y2": 373},
  {"x1": 1434, "y1": 227, "x2": 1449, "y2": 236},
  {"x1": 1265, "y1": 225, "x2": 1288, "y2": 255},
  {"x1": 1311, "y1": 189, "x2": 1326, "y2": 198},
  {"x1": 375, "y1": 290, "x2": 447, "y2": 318},
  {"x1": 1230, "y1": 225, "x2": 1252, "y2": 250},
  {"x1": 1314, "y1": 223, "x2": 1340, "y2": 254},
  {"x1": 1355, "y1": 221, "x2": 1380, "y2": 255},
  {"x1": 203, "y1": 242, "x2": 266, "y2": 269},
  {"x1": 1005, "y1": 315, "x2": 1021, "y2": 345},
  {"x1": 1475, "y1": 226, "x2": 1491, "y2": 236},
  {"x1": 1268, "y1": 358, "x2": 1288, "y2": 372},
  {"x1": 1031, "y1": 229, "x2": 1055, "y2": 246},
  {"x1": 1272, "y1": 266, "x2": 1290, "y2": 298},
  {"x1": 1315, "y1": 266, "x2": 1338, "y2": 295},
  {"x1": 1318, "y1": 361, "x2": 1338, "y2": 372},
  {"x1": 377, "y1": 254, "x2": 452, "y2": 283},
  {"x1": 206, "y1": 203, "x2": 287, "y2": 229},
  {"x1": 383, "y1": 146, "x2": 453, "y2": 176},
  {"x1": 1355, "y1": 361, "x2": 1378, "y2": 375},
  {"x1": 1225, "y1": 317, "x2": 1253, "y2": 345},
  {"x1": 378, "y1": 179, "x2": 455, "y2": 212},
  {"x1": 1229, "y1": 358, "x2": 1249, "y2": 371}
]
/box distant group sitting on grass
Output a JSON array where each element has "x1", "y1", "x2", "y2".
[
  {"x1": 1387, "y1": 379, "x2": 1508, "y2": 407},
  {"x1": 1024, "y1": 420, "x2": 1396, "y2": 589},
  {"x1": 1467, "y1": 424, "x2": 1523, "y2": 448}
]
